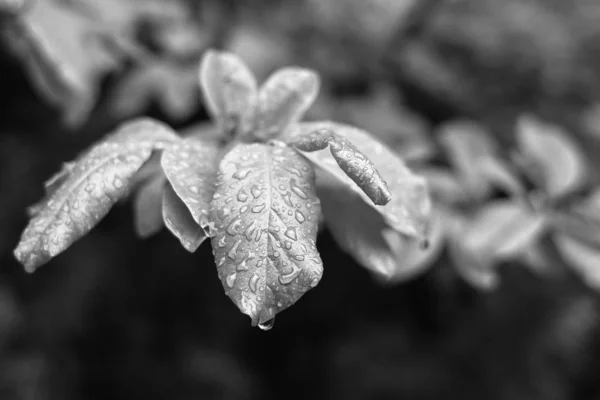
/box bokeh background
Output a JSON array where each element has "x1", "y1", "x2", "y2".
[{"x1": 1, "y1": 0, "x2": 600, "y2": 399}]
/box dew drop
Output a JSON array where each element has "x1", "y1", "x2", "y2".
[
  {"x1": 273, "y1": 251, "x2": 280, "y2": 258},
  {"x1": 189, "y1": 185, "x2": 200, "y2": 194},
  {"x1": 244, "y1": 221, "x2": 257, "y2": 240},
  {"x1": 282, "y1": 193, "x2": 293, "y2": 207},
  {"x1": 284, "y1": 228, "x2": 297, "y2": 241},
  {"x1": 279, "y1": 265, "x2": 301, "y2": 284},
  {"x1": 310, "y1": 278, "x2": 319, "y2": 287},
  {"x1": 295, "y1": 211, "x2": 305, "y2": 223},
  {"x1": 237, "y1": 258, "x2": 249, "y2": 271},
  {"x1": 294, "y1": 254, "x2": 305, "y2": 261},
  {"x1": 278, "y1": 184, "x2": 286, "y2": 191},
  {"x1": 290, "y1": 184, "x2": 308, "y2": 199},
  {"x1": 233, "y1": 168, "x2": 252, "y2": 180},
  {"x1": 241, "y1": 205, "x2": 248, "y2": 213},
  {"x1": 226, "y1": 273, "x2": 237, "y2": 288},
  {"x1": 249, "y1": 274, "x2": 259, "y2": 293},
  {"x1": 252, "y1": 203, "x2": 266, "y2": 213},
  {"x1": 227, "y1": 239, "x2": 241, "y2": 260},
  {"x1": 226, "y1": 217, "x2": 242, "y2": 235},
  {"x1": 237, "y1": 189, "x2": 249, "y2": 202},
  {"x1": 251, "y1": 186, "x2": 263, "y2": 199},
  {"x1": 217, "y1": 236, "x2": 227, "y2": 247},
  {"x1": 284, "y1": 241, "x2": 292, "y2": 250},
  {"x1": 217, "y1": 257, "x2": 225, "y2": 266}
]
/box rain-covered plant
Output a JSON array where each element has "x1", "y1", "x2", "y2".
[{"x1": 13, "y1": 50, "x2": 431, "y2": 329}]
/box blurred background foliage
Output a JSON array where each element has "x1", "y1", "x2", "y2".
[{"x1": 1, "y1": 0, "x2": 600, "y2": 399}]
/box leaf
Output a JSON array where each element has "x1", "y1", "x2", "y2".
[
  {"x1": 418, "y1": 167, "x2": 468, "y2": 205},
  {"x1": 210, "y1": 142, "x2": 323, "y2": 327},
  {"x1": 13, "y1": 118, "x2": 178, "y2": 271},
  {"x1": 109, "y1": 59, "x2": 199, "y2": 121},
  {"x1": 160, "y1": 137, "x2": 221, "y2": 234},
  {"x1": 554, "y1": 234, "x2": 600, "y2": 290},
  {"x1": 318, "y1": 172, "x2": 441, "y2": 280},
  {"x1": 286, "y1": 121, "x2": 431, "y2": 240},
  {"x1": 199, "y1": 50, "x2": 258, "y2": 138},
  {"x1": 517, "y1": 115, "x2": 587, "y2": 199},
  {"x1": 287, "y1": 127, "x2": 392, "y2": 206},
  {"x1": 162, "y1": 182, "x2": 206, "y2": 252},
  {"x1": 133, "y1": 174, "x2": 165, "y2": 238},
  {"x1": 256, "y1": 68, "x2": 320, "y2": 140}
]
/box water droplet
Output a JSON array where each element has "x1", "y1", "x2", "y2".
[
  {"x1": 282, "y1": 193, "x2": 293, "y2": 207},
  {"x1": 251, "y1": 186, "x2": 263, "y2": 199},
  {"x1": 217, "y1": 207, "x2": 231, "y2": 220},
  {"x1": 226, "y1": 273, "x2": 237, "y2": 288},
  {"x1": 284, "y1": 228, "x2": 297, "y2": 241},
  {"x1": 217, "y1": 236, "x2": 227, "y2": 247},
  {"x1": 294, "y1": 254, "x2": 305, "y2": 261},
  {"x1": 244, "y1": 221, "x2": 257, "y2": 240},
  {"x1": 189, "y1": 185, "x2": 200, "y2": 194},
  {"x1": 310, "y1": 278, "x2": 319, "y2": 287},
  {"x1": 277, "y1": 302, "x2": 283, "y2": 308},
  {"x1": 252, "y1": 203, "x2": 266, "y2": 213},
  {"x1": 249, "y1": 274, "x2": 259, "y2": 293},
  {"x1": 290, "y1": 184, "x2": 308, "y2": 199},
  {"x1": 237, "y1": 189, "x2": 248, "y2": 202},
  {"x1": 227, "y1": 239, "x2": 241, "y2": 260},
  {"x1": 237, "y1": 258, "x2": 249, "y2": 271},
  {"x1": 420, "y1": 238, "x2": 430, "y2": 250},
  {"x1": 279, "y1": 265, "x2": 301, "y2": 284},
  {"x1": 233, "y1": 168, "x2": 252, "y2": 180},
  {"x1": 213, "y1": 193, "x2": 221, "y2": 199},
  {"x1": 278, "y1": 184, "x2": 286, "y2": 190},
  {"x1": 284, "y1": 241, "x2": 292, "y2": 250},
  {"x1": 285, "y1": 167, "x2": 302, "y2": 177},
  {"x1": 217, "y1": 257, "x2": 225, "y2": 266},
  {"x1": 225, "y1": 197, "x2": 234, "y2": 204},
  {"x1": 241, "y1": 205, "x2": 248, "y2": 213},
  {"x1": 114, "y1": 178, "x2": 123, "y2": 189},
  {"x1": 226, "y1": 217, "x2": 242, "y2": 235},
  {"x1": 85, "y1": 184, "x2": 95, "y2": 192},
  {"x1": 273, "y1": 251, "x2": 280, "y2": 258},
  {"x1": 258, "y1": 317, "x2": 275, "y2": 331},
  {"x1": 295, "y1": 211, "x2": 305, "y2": 223}
]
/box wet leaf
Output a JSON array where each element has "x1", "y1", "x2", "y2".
[
  {"x1": 199, "y1": 50, "x2": 258, "y2": 138},
  {"x1": 554, "y1": 234, "x2": 600, "y2": 290},
  {"x1": 286, "y1": 121, "x2": 430, "y2": 240},
  {"x1": 517, "y1": 115, "x2": 587, "y2": 199},
  {"x1": 161, "y1": 137, "x2": 221, "y2": 235},
  {"x1": 133, "y1": 174, "x2": 165, "y2": 238},
  {"x1": 210, "y1": 143, "x2": 323, "y2": 327},
  {"x1": 287, "y1": 127, "x2": 392, "y2": 206},
  {"x1": 163, "y1": 183, "x2": 206, "y2": 252},
  {"x1": 256, "y1": 68, "x2": 320, "y2": 140},
  {"x1": 318, "y1": 172, "x2": 440, "y2": 281},
  {"x1": 13, "y1": 118, "x2": 178, "y2": 271}
]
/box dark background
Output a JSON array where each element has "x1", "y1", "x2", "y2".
[{"x1": 1, "y1": 0, "x2": 600, "y2": 399}]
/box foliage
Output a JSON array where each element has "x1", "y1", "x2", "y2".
[{"x1": 13, "y1": 50, "x2": 432, "y2": 329}]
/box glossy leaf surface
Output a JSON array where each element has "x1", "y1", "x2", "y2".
[
  {"x1": 288, "y1": 127, "x2": 392, "y2": 206},
  {"x1": 14, "y1": 118, "x2": 177, "y2": 271},
  {"x1": 133, "y1": 174, "x2": 165, "y2": 238},
  {"x1": 163, "y1": 183, "x2": 206, "y2": 252},
  {"x1": 199, "y1": 50, "x2": 257, "y2": 137},
  {"x1": 161, "y1": 137, "x2": 221, "y2": 235},
  {"x1": 210, "y1": 143, "x2": 323, "y2": 327},
  {"x1": 287, "y1": 121, "x2": 430, "y2": 240},
  {"x1": 256, "y1": 68, "x2": 319, "y2": 140}
]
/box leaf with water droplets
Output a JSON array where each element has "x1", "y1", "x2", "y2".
[
  {"x1": 288, "y1": 127, "x2": 391, "y2": 206},
  {"x1": 13, "y1": 118, "x2": 178, "y2": 272},
  {"x1": 163, "y1": 183, "x2": 206, "y2": 252},
  {"x1": 517, "y1": 115, "x2": 587, "y2": 199},
  {"x1": 133, "y1": 174, "x2": 165, "y2": 238},
  {"x1": 161, "y1": 137, "x2": 221, "y2": 236},
  {"x1": 199, "y1": 50, "x2": 258, "y2": 138},
  {"x1": 255, "y1": 68, "x2": 320, "y2": 140},
  {"x1": 287, "y1": 121, "x2": 431, "y2": 241},
  {"x1": 210, "y1": 142, "x2": 323, "y2": 327},
  {"x1": 318, "y1": 172, "x2": 441, "y2": 281}
]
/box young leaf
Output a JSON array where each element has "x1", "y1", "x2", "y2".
[
  {"x1": 160, "y1": 137, "x2": 221, "y2": 235},
  {"x1": 287, "y1": 128, "x2": 392, "y2": 206},
  {"x1": 554, "y1": 234, "x2": 600, "y2": 290},
  {"x1": 199, "y1": 50, "x2": 258, "y2": 137},
  {"x1": 517, "y1": 115, "x2": 587, "y2": 199},
  {"x1": 210, "y1": 143, "x2": 323, "y2": 327},
  {"x1": 13, "y1": 118, "x2": 178, "y2": 272},
  {"x1": 163, "y1": 183, "x2": 206, "y2": 252},
  {"x1": 287, "y1": 121, "x2": 430, "y2": 240},
  {"x1": 256, "y1": 68, "x2": 320, "y2": 140},
  {"x1": 133, "y1": 174, "x2": 165, "y2": 238}
]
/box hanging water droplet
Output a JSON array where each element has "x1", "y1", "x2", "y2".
[
  {"x1": 258, "y1": 317, "x2": 275, "y2": 331},
  {"x1": 249, "y1": 274, "x2": 259, "y2": 293},
  {"x1": 252, "y1": 203, "x2": 266, "y2": 213},
  {"x1": 295, "y1": 211, "x2": 305, "y2": 223},
  {"x1": 310, "y1": 278, "x2": 319, "y2": 287},
  {"x1": 226, "y1": 273, "x2": 237, "y2": 288}
]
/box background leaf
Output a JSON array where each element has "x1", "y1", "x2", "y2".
[
  {"x1": 162, "y1": 182, "x2": 206, "y2": 252},
  {"x1": 160, "y1": 137, "x2": 221, "y2": 234},
  {"x1": 13, "y1": 118, "x2": 177, "y2": 271},
  {"x1": 210, "y1": 143, "x2": 323, "y2": 327},
  {"x1": 517, "y1": 115, "x2": 587, "y2": 199},
  {"x1": 256, "y1": 68, "x2": 320, "y2": 140},
  {"x1": 554, "y1": 233, "x2": 600, "y2": 290},
  {"x1": 199, "y1": 50, "x2": 258, "y2": 138},
  {"x1": 287, "y1": 121, "x2": 431, "y2": 240}
]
